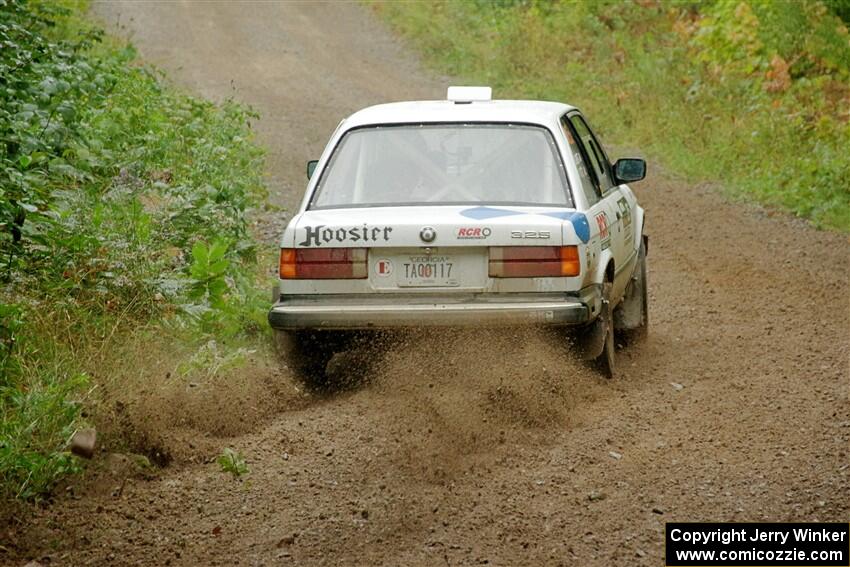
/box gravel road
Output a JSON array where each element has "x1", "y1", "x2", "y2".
[{"x1": 4, "y1": 2, "x2": 848, "y2": 566}]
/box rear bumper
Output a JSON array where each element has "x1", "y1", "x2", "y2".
[{"x1": 268, "y1": 288, "x2": 600, "y2": 330}]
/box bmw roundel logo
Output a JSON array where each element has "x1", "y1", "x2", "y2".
[{"x1": 420, "y1": 226, "x2": 437, "y2": 243}]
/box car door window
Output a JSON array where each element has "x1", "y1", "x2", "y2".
[
  {"x1": 569, "y1": 114, "x2": 614, "y2": 194},
  {"x1": 560, "y1": 116, "x2": 599, "y2": 207}
]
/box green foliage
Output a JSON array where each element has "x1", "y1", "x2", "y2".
[
  {"x1": 0, "y1": 302, "x2": 23, "y2": 381},
  {"x1": 189, "y1": 240, "x2": 230, "y2": 309},
  {"x1": 0, "y1": 372, "x2": 88, "y2": 499},
  {"x1": 0, "y1": 0, "x2": 269, "y2": 500},
  {"x1": 375, "y1": 0, "x2": 850, "y2": 231},
  {"x1": 0, "y1": 0, "x2": 265, "y2": 314},
  {"x1": 217, "y1": 447, "x2": 249, "y2": 478},
  {"x1": 824, "y1": 0, "x2": 850, "y2": 23}
]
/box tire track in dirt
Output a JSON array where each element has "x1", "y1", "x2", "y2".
[{"x1": 3, "y1": 3, "x2": 848, "y2": 566}]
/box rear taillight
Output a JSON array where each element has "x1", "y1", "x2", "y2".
[
  {"x1": 489, "y1": 246, "x2": 580, "y2": 278},
  {"x1": 279, "y1": 248, "x2": 367, "y2": 279}
]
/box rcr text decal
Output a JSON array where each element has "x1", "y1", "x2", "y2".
[
  {"x1": 457, "y1": 227, "x2": 491, "y2": 239},
  {"x1": 299, "y1": 225, "x2": 393, "y2": 247}
]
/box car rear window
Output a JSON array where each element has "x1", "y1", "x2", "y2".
[{"x1": 309, "y1": 124, "x2": 572, "y2": 209}]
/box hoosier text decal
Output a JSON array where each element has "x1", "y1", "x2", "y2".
[{"x1": 299, "y1": 224, "x2": 393, "y2": 247}]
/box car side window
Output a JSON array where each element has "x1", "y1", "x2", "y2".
[
  {"x1": 560, "y1": 116, "x2": 599, "y2": 207},
  {"x1": 569, "y1": 114, "x2": 614, "y2": 194}
]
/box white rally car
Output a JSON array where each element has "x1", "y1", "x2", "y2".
[{"x1": 269, "y1": 87, "x2": 648, "y2": 382}]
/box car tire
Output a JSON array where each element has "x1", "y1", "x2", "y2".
[
  {"x1": 593, "y1": 280, "x2": 616, "y2": 379},
  {"x1": 274, "y1": 330, "x2": 338, "y2": 389},
  {"x1": 616, "y1": 238, "x2": 649, "y2": 344}
]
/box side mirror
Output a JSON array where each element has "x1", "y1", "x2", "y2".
[
  {"x1": 613, "y1": 158, "x2": 646, "y2": 184},
  {"x1": 307, "y1": 160, "x2": 319, "y2": 180}
]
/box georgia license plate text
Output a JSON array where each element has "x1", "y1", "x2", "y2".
[{"x1": 400, "y1": 256, "x2": 456, "y2": 286}]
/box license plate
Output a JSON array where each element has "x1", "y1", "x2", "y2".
[{"x1": 398, "y1": 255, "x2": 459, "y2": 287}]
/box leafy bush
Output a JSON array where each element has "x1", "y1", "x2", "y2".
[
  {"x1": 0, "y1": 0, "x2": 268, "y2": 499},
  {"x1": 375, "y1": 0, "x2": 850, "y2": 231}
]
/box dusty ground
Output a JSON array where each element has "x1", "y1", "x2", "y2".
[{"x1": 3, "y1": 2, "x2": 849, "y2": 566}]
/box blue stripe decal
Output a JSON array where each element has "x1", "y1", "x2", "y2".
[
  {"x1": 538, "y1": 211, "x2": 589, "y2": 243},
  {"x1": 460, "y1": 206, "x2": 525, "y2": 220},
  {"x1": 565, "y1": 212, "x2": 590, "y2": 243}
]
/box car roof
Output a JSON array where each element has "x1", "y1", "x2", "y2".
[{"x1": 342, "y1": 99, "x2": 577, "y2": 130}]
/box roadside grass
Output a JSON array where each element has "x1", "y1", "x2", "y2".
[
  {"x1": 373, "y1": 0, "x2": 850, "y2": 231},
  {"x1": 1, "y1": 1, "x2": 271, "y2": 499}
]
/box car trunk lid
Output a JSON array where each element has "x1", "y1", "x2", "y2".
[
  {"x1": 292, "y1": 205, "x2": 568, "y2": 248},
  {"x1": 289, "y1": 205, "x2": 573, "y2": 291}
]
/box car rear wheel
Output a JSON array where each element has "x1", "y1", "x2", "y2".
[
  {"x1": 593, "y1": 280, "x2": 616, "y2": 379},
  {"x1": 615, "y1": 238, "x2": 649, "y2": 344},
  {"x1": 274, "y1": 330, "x2": 340, "y2": 389}
]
